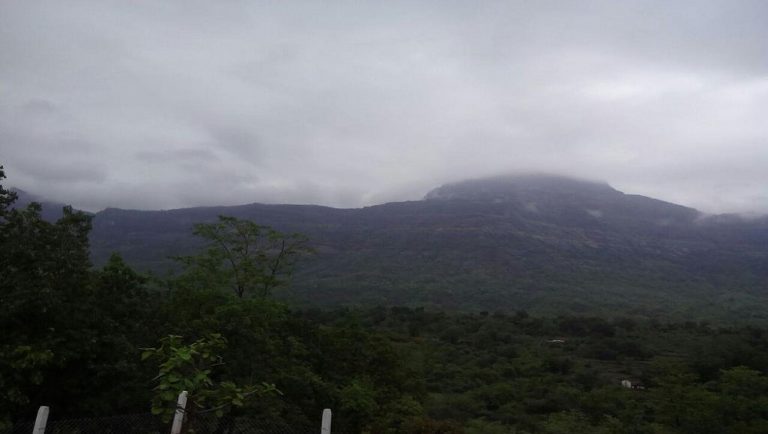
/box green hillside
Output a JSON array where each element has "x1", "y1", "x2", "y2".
[{"x1": 86, "y1": 175, "x2": 768, "y2": 322}]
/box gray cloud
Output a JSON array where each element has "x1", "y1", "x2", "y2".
[{"x1": 0, "y1": 0, "x2": 766, "y2": 213}]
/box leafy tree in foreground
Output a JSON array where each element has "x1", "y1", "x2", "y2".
[
  {"x1": 0, "y1": 164, "x2": 156, "y2": 425},
  {"x1": 0, "y1": 165, "x2": 17, "y2": 219},
  {"x1": 174, "y1": 215, "x2": 310, "y2": 298},
  {"x1": 0, "y1": 168, "x2": 92, "y2": 422},
  {"x1": 142, "y1": 333, "x2": 278, "y2": 424}
]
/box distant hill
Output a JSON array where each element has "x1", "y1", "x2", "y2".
[
  {"x1": 11, "y1": 188, "x2": 82, "y2": 221},
  {"x1": 52, "y1": 174, "x2": 768, "y2": 321}
]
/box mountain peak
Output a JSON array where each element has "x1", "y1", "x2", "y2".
[{"x1": 424, "y1": 174, "x2": 618, "y2": 202}]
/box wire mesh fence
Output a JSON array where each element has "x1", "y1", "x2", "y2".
[
  {"x1": 182, "y1": 411, "x2": 357, "y2": 434},
  {"x1": 1, "y1": 413, "x2": 168, "y2": 434},
  {"x1": 183, "y1": 413, "x2": 316, "y2": 434},
  {"x1": 47, "y1": 413, "x2": 168, "y2": 434},
  {"x1": 0, "y1": 421, "x2": 33, "y2": 434},
  {"x1": 3, "y1": 412, "x2": 355, "y2": 434}
]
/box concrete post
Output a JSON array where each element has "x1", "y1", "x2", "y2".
[
  {"x1": 320, "y1": 408, "x2": 332, "y2": 434},
  {"x1": 33, "y1": 406, "x2": 49, "y2": 434},
  {"x1": 170, "y1": 391, "x2": 188, "y2": 434}
]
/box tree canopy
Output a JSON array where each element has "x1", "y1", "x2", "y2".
[{"x1": 173, "y1": 215, "x2": 310, "y2": 298}]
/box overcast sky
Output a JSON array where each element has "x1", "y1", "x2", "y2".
[{"x1": 1, "y1": 0, "x2": 767, "y2": 213}]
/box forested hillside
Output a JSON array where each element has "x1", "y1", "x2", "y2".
[
  {"x1": 87, "y1": 175, "x2": 768, "y2": 322},
  {"x1": 5, "y1": 166, "x2": 768, "y2": 433}
]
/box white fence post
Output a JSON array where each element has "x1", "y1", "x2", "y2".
[
  {"x1": 33, "y1": 406, "x2": 49, "y2": 434},
  {"x1": 170, "y1": 391, "x2": 188, "y2": 434},
  {"x1": 320, "y1": 408, "x2": 332, "y2": 434}
]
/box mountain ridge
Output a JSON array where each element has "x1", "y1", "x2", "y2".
[
  {"x1": 75, "y1": 174, "x2": 768, "y2": 321},
  {"x1": 13, "y1": 173, "x2": 765, "y2": 219},
  {"x1": 14, "y1": 174, "x2": 768, "y2": 321}
]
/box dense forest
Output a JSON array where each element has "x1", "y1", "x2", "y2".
[{"x1": 3, "y1": 164, "x2": 768, "y2": 433}]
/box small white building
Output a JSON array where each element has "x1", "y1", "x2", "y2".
[{"x1": 621, "y1": 379, "x2": 646, "y2": 390}]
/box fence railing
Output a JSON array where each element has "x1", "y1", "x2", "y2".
[
  {"x1": 6, "y1": 392, "x2": 335, "y2": 434},
  {"x1": 4, "y1": 409, "x2": 167, "y2": 434}
]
